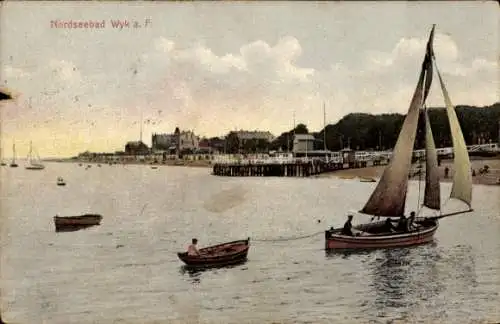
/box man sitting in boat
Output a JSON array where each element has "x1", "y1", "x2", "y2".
[
  {"x1": 396, "y1": 215, "x2": 408, "y2": 232},
  {"x1": 383, "y1": 218, "x2": 396, "y2": 233},
  {"x1": 187, "y1": 238, "x2": 200, "y2": 256},
  {"x1": 341, "y1": 215, "x2": 354, "y2": 236},
  {"x1": 406, "y1": 211, "x2": 416, "y2": 231}
]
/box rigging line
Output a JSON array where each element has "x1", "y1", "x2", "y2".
[{"x1": 252, "y1": 231, "x2": 324, "y2": 243}]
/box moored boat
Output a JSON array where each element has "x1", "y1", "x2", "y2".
[
  {"x1": 25, "y1": 141, "x2": 45, "y2": 170},
  {"x1": 359, "y1": 177, "x2": 376, "y2": 183},
  {"x1": 177, "y1": 238, "x2": 250, "y2": 268},
  {"x1": 325, "y1": 25, "x2": 474, "y2": 251},
  {"x1": 54, "y1": 214, "x2": 103, "y2": 232},
  {"x1": 57, "y1": 177, "x2": 66, "y2": 186}
]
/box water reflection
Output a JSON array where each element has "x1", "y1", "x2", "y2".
[
  {"x1": 439, "y1": 244, "x2": 478, "y2": 291},
  {"x1": 179, "y1": 266, "x2": 202, "y2": 284},
  {"x1": 179, "y1": 263, "x2": 249, "y2": 284},
  {"x1": 366, "y1": 244, "x2": 445, "y2": 321}
]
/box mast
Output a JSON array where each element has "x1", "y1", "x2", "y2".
[
  {"x1": 140, "y1": 108, "x2": 143, "y2": 143},
  {"x1": 323, "y1": 102, "x2": 327, "y2": 161},
  {"x1": 360, "y1": 25, "x2": 436, "y2": 217},
  {"x1": 323, "y1": 102, "x2": 327, "y2": 151}
]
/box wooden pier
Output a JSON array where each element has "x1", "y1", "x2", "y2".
[{"x1": 212, "y1": 160, "x2": 371, "y2": 177}]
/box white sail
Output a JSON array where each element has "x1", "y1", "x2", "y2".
[
  {"x1": 360, "y1": 25, "x2": 435, "y2": 217},
  {"x1": 434, "y1": 63, "x2": 472, "y2": 207},
  {"x1": 423, "y1": 108, "x2": 441, "y2": 210}
]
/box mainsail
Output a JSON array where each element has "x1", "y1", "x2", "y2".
[
  {"x1": 423, "y1": 108, "x2": 441, "y2": 210},
  {"x1": 360, "y1": 25, "x2": 436, "y2": 217},
  {"x1": 434, "y1": 63, "x2": 473, "y2": 207}
]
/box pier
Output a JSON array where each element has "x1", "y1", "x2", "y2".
[
  {"x1": 212, "y1": 156, "x2": 373, "y2": 177},
  {"x1": 211, "y1": 143, "x2": 499, "y2": 177}
]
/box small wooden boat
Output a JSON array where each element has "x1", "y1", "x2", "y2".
[
  {"x1": 54, "y1": 214, "x2": 103, "y2": 232},
  {"x1": 151, "y1": 166, "x2": 158, "y2": 169},
  {"x1": 359, "y1": 176, "x2": 376, "y2": 183},
  {"x1": 325, "y1": 25, "x2": 474, "y2": 251},
  {"x1": 57, "y1": 177, "x2": 66, "y2": 186},
  {"x1": 177, "y1": 238, "x2": 250, "y2": 268}
]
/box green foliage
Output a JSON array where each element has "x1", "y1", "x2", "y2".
[{"x1": 313, "y1": 103, "x2": 499, "y2": 151}]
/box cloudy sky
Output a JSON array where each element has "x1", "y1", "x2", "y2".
[{"x1": 0, "y1": 1, "x2": 498, "y2": 158}]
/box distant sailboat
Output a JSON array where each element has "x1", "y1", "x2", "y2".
[
  {"x1": 9, "y1": 143, "x2": 18, "y2": 168},
  {"x1": 25, "y1": 141, "x2": 45, "y2": 170},
  {"x1": 325, "y1": 25, "x2": 473, "y2": 250}
]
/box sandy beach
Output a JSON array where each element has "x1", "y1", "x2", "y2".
[{"x1": 320, "y1": 157, "x2": 500, "y2": 186}]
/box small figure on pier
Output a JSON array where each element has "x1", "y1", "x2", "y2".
[
  {"x1": 341, "y1": 215, "x2": 354, "y2": 236},
  {"x1": 187, "y1": 238, "x2": 200, "y2": 256},
  {"x1": 444, "y1": 166, "x2": 449, "y2": 178}
]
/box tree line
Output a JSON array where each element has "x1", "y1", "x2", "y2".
[{"x1": 208, "y1": 102, "x2": 500, "y2": 153}]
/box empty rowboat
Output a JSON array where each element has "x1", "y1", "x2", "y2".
[
  {"x1": 177, "y1": 238, "x2": 250, "y2": 268},
  {"x1": 54, "y1": 214, "x2": 103, "y2": 232}
]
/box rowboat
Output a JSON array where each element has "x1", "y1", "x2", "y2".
[
  {"x1": 177, "y1": 238, "x2": 250, "y2": 268},
  {"x1": 325, "y1": 25, "x2": 474, "y2": 250},
  {"x1": 57, "y1": 177, "x2": 66, "y2": 186},
  {"x1": 54, "y1": 214, "x2": 103, "y2": 232}
]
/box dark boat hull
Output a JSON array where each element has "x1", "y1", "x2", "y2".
[
  {"x1": 54, "y1": 214, "x2": 102, "y2": 232},
  {"x1": 325, "y1": 219, "x2": 438, "y2": 250},
  {"x1": 177, "y1": 238, "x2": 250, "y2": 268}
]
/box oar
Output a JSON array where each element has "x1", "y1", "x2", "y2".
[{"x1": 425, "y1": 209, "x2": 474, "y2": 220}]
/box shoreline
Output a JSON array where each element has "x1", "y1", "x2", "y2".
[
  {"x1": 46, "y1": 157, "x2": 500, "y2": 186},
  {"x1": 319, "y1": 157, "x2": 500, "y2": 186},
  {"x1": 51, "y1": 158, "x2": 213, "y2": 168}
]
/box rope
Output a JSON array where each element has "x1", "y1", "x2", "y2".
[{"x1": 252, "y1": 230, "x2": 324, "y2": 242}]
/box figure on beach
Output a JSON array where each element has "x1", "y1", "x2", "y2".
[{"x1": 187, "y1": 238, "x2": 200, "y2": 256}]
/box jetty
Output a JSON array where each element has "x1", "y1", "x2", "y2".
[{"x1": 212, "y1": 143, "x2": 499, "y2": 177}]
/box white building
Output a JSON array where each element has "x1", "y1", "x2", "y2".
[
  {"x1": 293, "y1": 134, "x2": 315, "y2": 153},
  {"x1": 179, "y1": 130, "x2": 199, "y2": 151}
]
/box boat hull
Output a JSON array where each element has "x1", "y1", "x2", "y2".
[
  {"x1": 177, "y1": 238, "x2": 250, "y2": 268},
  {"x1": 54, "y1": 214, "x2": 102, "y2": 232},
  {"x1": 325, "y1": 219, "x2": 438, "y2": 250},
  {"x1": 26, "y1": 164, "x2": 45, "y2": 170}
]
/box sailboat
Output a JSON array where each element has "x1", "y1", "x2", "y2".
[
  {"x1": 9, "y1": 143, "x2": 18, "y2": 168},
  {"x1": 325, "y1": 25, "x2": 473, "y2": 250},
  {"x1": 25, "y1": 141, "x2": 45, "y2": 170}
]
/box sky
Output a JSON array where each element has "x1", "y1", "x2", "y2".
[{"x1": 0, "y1": 1, "x2": 498, "y2": 158}]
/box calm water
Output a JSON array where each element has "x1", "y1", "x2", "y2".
[{"x1": 1, "y1": 163, "x2": 499, "y2": 324}]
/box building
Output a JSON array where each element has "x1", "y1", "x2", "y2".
[
  {"x1": 292, "y1": 134, "x2": 315, "y2": 153},
  {"x1": 178, "y1": 130, "x2": 199, "y2": 152},
  {"x1": 226, "y1": 130, "x2": 275, "y2": 153},
  {"x1": 151, "y1": 133, "x2": 177, "y2": 151},
  {"x1": 124, "y1": 141, "x2": 149, "y2": 155},
  {"x1": 231, "y1": 130, "x2": 275, "y2": 144}
]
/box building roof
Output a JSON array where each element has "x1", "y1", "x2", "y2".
[
  {"x1": 234, "y1": 130, "x2": 275, "y2": 141},
  {"x1": 294, "y1": 134, "x2": 315, "y2": 140}
]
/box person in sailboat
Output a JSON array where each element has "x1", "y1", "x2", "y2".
[
  {"x1": 341, "y1": 215, "x2": 354, "y2": 236},
  {"x1": 187, "y1": 238, "x2": 200, "y2": 256},
  {"x1": 396, "y1": 215, "x2": 408, "y2": 232},
  {"x1": 382, "y1": 217, "x2": 396, "y2": 233},
  {"x1": 407, "y1": 211, "x2": 416, "y2": 231}
]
